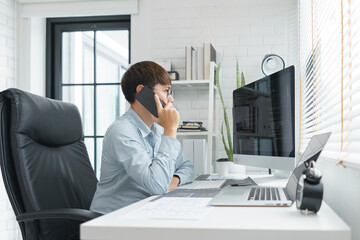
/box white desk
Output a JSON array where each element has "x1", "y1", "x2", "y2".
[{"x1": 81, "y1": 175, "x2": 350, "y2": 240}]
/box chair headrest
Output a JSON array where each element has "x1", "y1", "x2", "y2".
[{"x1": 3, "y1": 88, "x2": 83, "y2": 147}]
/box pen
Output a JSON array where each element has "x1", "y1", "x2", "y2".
[{"x1": 231, "y1": 182, "x2": 251, "y2": 186}]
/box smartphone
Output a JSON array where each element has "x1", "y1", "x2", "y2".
[{"x1": 135, "y1": 86, "x2": 166, "y2": 118}]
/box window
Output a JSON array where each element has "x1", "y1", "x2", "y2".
[
  {"x1": 46, "y1": 16, "x2": 130, "y2": 177},
  {"x1": 299, "y1": 0, "x2": 360, "y2": 166}
]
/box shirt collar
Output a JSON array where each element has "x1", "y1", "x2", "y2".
[
  {"x1": 152, "y1": 122, "x2": 164, "y2": 138},
  {"x1": 126, "y1": 107, "x2": 163, "y2": 138}
]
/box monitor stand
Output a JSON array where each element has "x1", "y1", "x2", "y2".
[{"x1": 273, "y1": 169, "x2": 291, "y2": 178}]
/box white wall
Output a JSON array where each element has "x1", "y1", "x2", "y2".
[
  {"x1": 0, "y1": 0, "x2": 22, "y2": 239},
  {"x1": 131, "y1": 0, "x2": 298, "y2": 160},
  {"x1": 16, "y1": 0, "x2": 138, "y2": 96},
  {"x1": 16, "y1": 15, "x2": 46, "y2": 96},
  {"x1": 0, "y1": 0, "x2": 16, "y2": 91},
  {"x1": 131, "y1": 3, "x2": 360, "y2": 239},
  {"x1": 317, "y1": 159, "x2": 360, "y2": 240},
  {"x1": 5, "y1": 1, "x2": 358, "y2": 240}
]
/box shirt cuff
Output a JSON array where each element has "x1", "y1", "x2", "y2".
[
  {"x1": 174, "y1": 173, "x2": 188, "y2": 186},
  {"x1": 173, "y1": 174, "x2": 181, "y2": 185}
]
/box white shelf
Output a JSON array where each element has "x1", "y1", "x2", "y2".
[
  {"x1": 171, "y1": 80, "x2": 211, "y2": 89},
  {"x1": 172, "y1": 80, "x2": 210, "y2": 84},
  {"x1": 176, "y1": 131, "x2": 209, "y2": 136},
  {"x1": 173, "y1": 62, "x2": 217, "y2": 174}
]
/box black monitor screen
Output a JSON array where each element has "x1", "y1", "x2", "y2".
[{"x1": 233, "y1": 66, "x2": 295, "y2": 157}]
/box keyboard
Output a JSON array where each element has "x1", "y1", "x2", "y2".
[
  {"x1": 195, "y1": 174, "x2": 210, "y2": 181},
  {"x1": 178, "y1": 180, "x2": 227, "y2": 189},
  {"x1": 247, "y1": 187, "x2": 281, "y2": 201},
  {"x1": 163, "y1": 189, "x2": 220, "y2": 198}
]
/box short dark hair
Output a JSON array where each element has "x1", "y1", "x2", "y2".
[{"x1": 121, "y1": 61, "x2": 171, "y2": 104}]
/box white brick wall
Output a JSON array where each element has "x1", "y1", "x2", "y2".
[
  {"x1": 0, "y1": 1, "x2": 297, "y2": 238},
  {"x1": 0, "y1": 0, "x2": 21, "y2": 239},
  {"x1": 0, "y1": 0, "x2": 15, "y2": 92},
  {"x1": 132, "y1": 0, "x2": 298, "y2": 159}
]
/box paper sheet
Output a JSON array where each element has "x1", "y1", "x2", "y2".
[
  {"x1": 120, "y1": 197, "x2": 212, "y2": 220},
  {"x1": 177, "y1": 180, "x2": 226, "y2": 189},
  {"x1": 207, "y1": 174, "x2": 246, "y2": 180}
]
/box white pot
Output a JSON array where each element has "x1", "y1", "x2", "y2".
[
  {"x1": 216, "y1": 159, "x2": 229, "y2": 176},
  {"x1": 228, "y1": 162, "x2": 246, "y2": 175}
]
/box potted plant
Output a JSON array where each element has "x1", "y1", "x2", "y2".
[{"x1": 215, "y1": 58, "x2": 245, "y2": 175}]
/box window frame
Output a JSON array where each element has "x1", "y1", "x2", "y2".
[
  {"x1": 46, "y1": 15, "x2": 131, "y2": 99},
  {"x1": 46, "y1": 15, "x2": 131, "y2": 175}
]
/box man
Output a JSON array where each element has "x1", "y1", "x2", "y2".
[{"x1": 90, "y1": 61, "x2": 194, "y2": 214}]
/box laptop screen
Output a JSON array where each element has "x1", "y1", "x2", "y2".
[{"x1": 284, "y1": 132, "x2": 331, "y2": 200}]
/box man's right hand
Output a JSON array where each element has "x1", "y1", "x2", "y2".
[{"x1": 152, "y1": 94, "x2": 179, "y2": 139}]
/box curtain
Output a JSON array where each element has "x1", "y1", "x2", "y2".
[{"x1": 299, "y1": 0, "x2": 360, "y2": 165}]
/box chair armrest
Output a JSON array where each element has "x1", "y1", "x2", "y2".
[{"x1": 16, "y1": 208, "x2": 103, "y2": 222}]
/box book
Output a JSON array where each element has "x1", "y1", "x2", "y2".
[
  {"x1": 185, "y1": 46, "x2": 195, "y2": 80},
  {"x1": 177, "y1": 124, "x2": 207, "y2": 132},
  {"x1": 203, "y1": 43, "x2": 216, "y2": 80},
  {"x1": 191, "y1": 48, "x2": 198, "y2": 80},
  {"x1": 177, "y1": 128, "x2": 206, "y2": 132},
  {"x1": 196, "y1": 47, "x2": 204, "y2": 79}
]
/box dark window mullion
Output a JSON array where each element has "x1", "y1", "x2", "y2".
[
  {"x1": 47, "y1": 15, "x2": 130, "y2": 99},
  {"x1": 82, "y1": 33, "x2": 87, "y2": 159},
  {"x1": 93, "y1": 30, "x2": 98, "y2": 173}
]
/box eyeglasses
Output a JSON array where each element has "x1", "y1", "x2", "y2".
[{"x1": 150, "y1": 87, "x2": 173, "y2": 99}]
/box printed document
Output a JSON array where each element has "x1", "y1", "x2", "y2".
[{"x1": 120, "y1": 197, "x2": 212, "y2": 220}]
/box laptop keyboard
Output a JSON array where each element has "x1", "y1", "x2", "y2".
[
  {"x1": 247, "y1": 187, "x2": 281, "y2": 201},
  {"x1": 162, "y1": 189, "x2": 220, "y2": 198},
  {"x1": 177, "y1": 180, "x2": 226, "y2": 189}
]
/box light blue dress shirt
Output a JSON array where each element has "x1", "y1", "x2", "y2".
[{"x1": 90, "y1": 107, "x2": 194, "y2": 214}]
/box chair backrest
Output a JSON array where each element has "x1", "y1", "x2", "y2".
[{"x1": 0, "y1": 88, "x2": 98, "y2": 239}]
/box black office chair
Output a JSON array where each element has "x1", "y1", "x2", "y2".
[{"x1": 0, "y1": 88, "x2": 102, "y2": 240}]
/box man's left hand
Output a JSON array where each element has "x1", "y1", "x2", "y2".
[{"x1": 168, "y1": 176, "x2": 180, "y2": 191}]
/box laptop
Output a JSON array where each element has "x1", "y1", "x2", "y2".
[{"x1": 210, "y1": 132, "x2": 331, "y2": 207}]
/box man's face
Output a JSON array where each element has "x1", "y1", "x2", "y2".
[{"x1": 151, "y1": 84, "x2": 174, "y2": 103}]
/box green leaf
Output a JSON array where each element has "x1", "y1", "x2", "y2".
[
  {"x1": 221, "y1": 124, "x2": 232, "y2": 161},
  {"x1": 215, "y1": 64, "x2": 226, "y2": 111},
  {"x1": 241, "y1": 71, "x2": 245, "y2": 87},
  {"x1": 216, "y1": 63, "x2": 233, "y2": 162},
  {"x1": 223, "y1": 110, "x2": 233, "y2": 162},
  {"x1": 236, "y1": 57, "x2": 241, "y2": 89},
  {"x1": 221, "y1": 123, "x2": 230, "y2": 155}
]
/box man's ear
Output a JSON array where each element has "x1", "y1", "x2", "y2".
[{"x1": 136, "y1": 84, "x2": 144, "y2": 94}]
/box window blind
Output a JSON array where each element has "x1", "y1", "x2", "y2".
[
  {"x1": 340, "y1": 0, "x2": 360, "y2": 164},
  {"x1": 299, "y1": 0, "x2": 360, "y2": 165}
]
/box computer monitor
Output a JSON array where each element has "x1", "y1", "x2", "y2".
[{"x1": 232, "y1": 65, "x2": 295, "y2": 171}]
